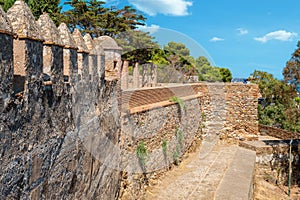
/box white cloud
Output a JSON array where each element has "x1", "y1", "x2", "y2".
[
  {"x1": 237, "y1": 28, "x2": 248, "y2": 35},
  {"x1": 138, "y1": 24, "x2": 160, "y2": 34},
  {"x1": 128, "y1": 0, "x2": 193, "y2": 16},
  {"x1": 254, "y1": 30, "x2": 298, "y2": 43},
  {"x1": 210, "y1": 37, "x2": 224, "y2": 42}
]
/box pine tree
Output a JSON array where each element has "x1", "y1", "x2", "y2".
[
  {"x1": 0, "y1": 0, "x2": 21, "y2": 12},
  {"x1": 283, "y1": 41, "x2": 300, "y2": 92},
  {"x1": 0, "y1": 0, "x2": 62, "y2": 25},
  {"x1": 62, "y1": 0, "x2": 146, "y2": 37}
]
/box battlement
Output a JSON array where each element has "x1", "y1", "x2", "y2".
[{"x1": 0, "y1": 0, "x2": 122, "y2": 97}]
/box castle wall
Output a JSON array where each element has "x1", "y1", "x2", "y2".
[
  {"x1": 0, "y1": 2, "x2": 122, "y2": 199},
  {"x1": 0, "y1": 2, "x2": 261, "y2": 200}
]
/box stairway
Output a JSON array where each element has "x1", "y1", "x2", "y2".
[{"x1": 202, "y1": 83, "x2": 227, "y2": 137}]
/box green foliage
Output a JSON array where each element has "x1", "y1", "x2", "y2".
[
  {"x1": 295, "y1": 97, "x2": 300, "y2": 106},
  {"x1": 137, "y1": 142, "x2": 147, "y2": 165},
  {"x1": 176, "y1": 128, "x2": 183, "y2": 143},
  {"x1": 29, "y1": 0, "x2": 62, "y2": 25},
  {"x1": 0, "y1": 0, "x2": 62, "y2": 25},
  {"x1": 162, "y1": 139, "x2": 168, "y2": 154},
  {"x1": 0, "y1": 0, "x2": 16, "y2": 11},
  {"x1": 250, "y1": 70, "x2": 300, "y2": 132},
  {"x1": 63, "y1": 0, "x2": 145, "y2": 37},
  {"x1": 195, "y1": 56, "x2": 223, "y2": 82},
  {"x1": 219, "y1": 68, "x2": 232, "y2": 82},
  {"x1": 201, "y1": 112, "x2": 206, "y2": 122},
  {"x1": 163, "y1": 42, "x2": 196, "y2": 76},
  {"x1": 170, "y1": 96, "x2": 187, "y2": 111},
  {"x1": 173, "y1": 148, "x2": 179, "y2": 165},
  {"x1": 164, "y1": 42, "x2": 190, "y2": 57},
  {"x1": 116, "y1": 30, "x2": 161, "y2": 64},
  {"x1": 283, "y1": 41, "x2": 300, "y2": 91}
]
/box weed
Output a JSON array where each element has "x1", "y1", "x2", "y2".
[
  {"x1": 176, "y1": 128, "x2": 183, "y2": 143},
  {"x1": 201, "y1": 112, "x2": 206, "y2": 122},
  {"x1": 170, "y1": 96, "x2": 187, "y2": 111},
  {"x1": 173, "y1": 149, "x2": 179, "y2": 165},
  {"x1": 162, "y1": 139, "x2": 168, "y2": 153},
  {"x1": 137, "y1": 142, "x2": 147, "y2": 166}
]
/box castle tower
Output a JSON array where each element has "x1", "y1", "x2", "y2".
[{"x1": 97, "y1": 36, "x2": 122, "y2": 79}]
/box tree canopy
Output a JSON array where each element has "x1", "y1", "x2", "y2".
[
  {"x1": 250, "y1": 70, "x2": 300, "y2": 132},
  {"x1": 0, "y1": 0, "x2": 62, "y2": 25},
  {"x1": 195, "y1": 56, "x2": 232, "y2": 82},
  {"x1": 62, "y1": 0, "x2": 146, "y2": 38},
  {"x1": 115, "y1": 30, "x2": 161, "y2": 64},
  {"x1": 283, "y1": 41, "x2": 300, "y2": 92},
  {"x1": 0, "y1": 0, "x2": 16, "y2": 11}
]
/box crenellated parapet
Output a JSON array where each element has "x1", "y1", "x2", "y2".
[
  {"x1": 84, "y1": 34, "x2": 97, "y2": 81},
  {"x1": 0, "y1": 0, "x2": 122, "y2": 97}
]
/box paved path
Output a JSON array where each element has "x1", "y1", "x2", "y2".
[
  {"x1": 145, "y1": 84, "x2": 256, "y2": 199},
  {"x1": 145, "y1": 136, "x2": 256, "y2": 200}
]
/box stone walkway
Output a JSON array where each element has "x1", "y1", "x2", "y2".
[
  {"x1": 145, "y1": 135, "x2": 256, "y2": 200},
  {"x1": 144, "y1": 84, "x2": 256, "y2": 199}
]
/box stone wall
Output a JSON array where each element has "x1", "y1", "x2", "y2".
[
  {"x1": 255, "y1": 140, "x2": 300, "y2": 186},
  {"x1": 118, "y1": 82, "x2": 259, "y2": 199},
  {"x1": 0, "y1": 2, "x2": 122, "y2": 199},
  {"x1": 119, "y1": 96, "x2": 203, "y2": 199},
  {"x1": 259, "y1": 124, "x2": 300, "y2": 139},
  {"x1": 223, "y1": 83, "x2": 260, "y2": 140},
  {"x1": 0, "y1": 2, "x2": 261, "y2": 200}
]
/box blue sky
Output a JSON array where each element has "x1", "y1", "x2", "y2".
[{"x1": 61, "y1": 0, "x2": 300, "y2": 79}]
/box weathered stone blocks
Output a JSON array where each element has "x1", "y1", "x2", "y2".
[{"x1": 0, "y1": 7, "x2": 13, "y2": 111}]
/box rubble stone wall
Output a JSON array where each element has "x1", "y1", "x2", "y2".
[
  {"x1": 255, "y1": 140, "x2": 300, "y2": 186},
  {"x1": 259, "y1": 124, "x2": 300, "y2": 139}
]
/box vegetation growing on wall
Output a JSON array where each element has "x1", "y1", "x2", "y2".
[
  {"x1": 170, "y1": 96, "x2": 187, "y2": 111},
  {"x1": 137, "y1": 141, "x2": 148, "y2": 166},
  {"x1": 162, "y1": 139, "x2": 168, "y2": 154}
]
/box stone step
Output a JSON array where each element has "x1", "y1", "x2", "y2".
[{"x1": 214, "y1": 147, "x2": 256, "y2": 200}]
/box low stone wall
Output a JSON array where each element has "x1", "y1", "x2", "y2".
[
  {"x1": 122, "y1": 83, "x2": 260, "y2": 139},
  {"x1": 259, "y1": 124, "x2": 300, "y2": 139},
  {"x1": 255, "y1": 140, "x2": 300, "y2": 186},
  {"x1": 119, "y1": 97, "x2": 203, "y2": 199}
]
